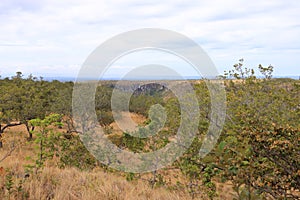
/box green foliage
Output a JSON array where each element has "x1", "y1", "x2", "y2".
[
  {"x1": 57, "y1": 134, "x2": 97, "y2": 170},
  {"x1": 258, "y1": 64, "x2": 274, "y2": 79},
  {"x1": 96, "y1": 110, "x2": 114, "y2": 128},
  {"x1": 2, "y1": 169, "x2": 28, "y2": 200},
  {"x1": 125, "y1": 172, "x2": 136, "y2": 181},
  {"x1": 121, "y1": 132, "x2": 146, "y2": 153},
  {"x1": 223, "y1": 58, "x2": 256, "y2": 80},
  {"x1": 210, "y1": 60, "x2": 300, "y2": 199},
  {"x1": 29, "y1": 113, "x2": 97, "y2": 171},
  {"x1": 5, "y1": 171, "x2": 13, "y2": 195},
  {"x1": 29, "y1": 114, "x2": 63, "y2": 170},
  {"x1": 0, "y1": 73, "x2": 74, "y2": 141},
  {"x1": 246, "y1": 127, "x2": 300, "y2": 199},
  {"x1": 128, "y1": 91, "x2": 165, "y2": 117},
  {"x1": 202, "y1": 165, "x2": 218, "y2": 199}
]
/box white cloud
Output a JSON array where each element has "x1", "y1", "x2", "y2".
[{"x1": 0, "y1": 0, "x2": 300, "y2": 77}]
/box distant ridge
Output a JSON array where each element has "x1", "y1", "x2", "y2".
[
  {"x1": 1, "y1": 75, "x2": 297, "y2": 82},
  {"x1": 43, "y1": 75, "x2": 299, "y2": 82}
]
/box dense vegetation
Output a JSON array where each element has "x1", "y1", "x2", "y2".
[{"x1": 0, "y1": 62, "x2": 299, "y2": 199}]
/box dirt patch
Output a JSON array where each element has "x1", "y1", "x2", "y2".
[{"x1": 110, "y1": 112, "x2": 147, "y2": 135}]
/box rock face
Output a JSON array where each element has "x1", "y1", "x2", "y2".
[
  {"x1": 134, "y1": 83, "x2": 166, "y2": 95},
  {"x1": 105, "y1": 80, "x2": 192, "y2": 96},
  {"x1": 114, "y1": 82, "x2": 168, "y2": 95}
]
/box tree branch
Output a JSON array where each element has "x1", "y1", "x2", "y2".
[
  {"x1": 0, "y1": 142, "x2": 16, "y2": 163},
  {"x1": 0, "y1": 122, "x2": 22, "y2": 134}
]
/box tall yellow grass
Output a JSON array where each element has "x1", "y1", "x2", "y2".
[{"x1": 0, "y1": 125, "x2": 233, "y2": 200}]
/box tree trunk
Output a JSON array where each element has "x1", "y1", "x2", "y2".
[
  {"x1": 0, "y1": 122, "x2": 22, "y2": 148},
  {"x1": 0, "y1": 125, "x2": 2, "y2": 148},
  {"x1": 25, "y1": 123, "x2": 34, "y2": 140}
]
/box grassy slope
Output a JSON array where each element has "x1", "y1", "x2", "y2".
[{"x1": 0, "y1": 115, "x2": 235, "y2": 200}]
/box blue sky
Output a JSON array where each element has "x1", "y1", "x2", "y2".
[{"x1": 0, "y1": 0, "x2": 299, "y2": 78}]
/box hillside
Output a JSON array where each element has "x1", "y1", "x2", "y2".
[{"x1": 0, "y1": 68, "x2": 299, "y2": 199}]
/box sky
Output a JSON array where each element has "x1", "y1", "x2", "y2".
[{"x1": 0, "y1": 0, "x2": 300, "y2": 78}]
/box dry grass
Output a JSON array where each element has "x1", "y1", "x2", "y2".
[
  {"x1": 22, "y1": 167, "x2": 192, "y2": 200},
  {"x1": 110, "y1": 111, "x2": 147, "y2": 135},
  {"x1": 0, "y1": 124, "x2": 235, "y2": 200},
  {"x1": 0, "y1": 126, "x2": 193, "y2": 200},
  {"x1": 1, "y1": 156, "x2": 191, "y2": 200},
  {"x1": 1, "y1": 165, "x2": 192, "y2": 200}
]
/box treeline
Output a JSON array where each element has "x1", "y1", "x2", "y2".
[{"x1": 0, "y1": 72, "x2": 73, "y2": 142}]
